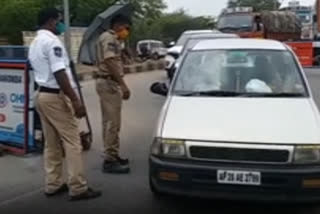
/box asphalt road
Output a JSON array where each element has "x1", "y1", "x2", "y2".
[{"x1": 1, "y1": 69, "x2": 320, "y2": 214}]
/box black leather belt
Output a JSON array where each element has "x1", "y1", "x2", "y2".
[
  {"x1": 95, "y1": 74, "x2": 123, "y2": 83},
  {"x1": 39, "y1": 87, "x2": 60, "y2": 94},
  {"x1": 96, "y1": 74, "x2": 113, "y2": 80}
]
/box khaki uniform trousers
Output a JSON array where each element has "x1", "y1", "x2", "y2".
[
  {"x1": 35, "y1": 91, "x2": 88, "y2": 196},
  {"x1": 96, "y1": 78, "x2": 122, "y2": 161}
]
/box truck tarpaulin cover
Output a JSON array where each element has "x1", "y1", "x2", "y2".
[{"x1": 261, "y1": 11, "x2": 302, "y2": 33}]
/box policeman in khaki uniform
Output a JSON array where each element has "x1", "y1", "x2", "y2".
[
  {"x1": 29, "y1": 8, "x2": 101, "y2": 201},
  {"x1": 96, "y1": 15, "x2": 131, "y2": 173}
]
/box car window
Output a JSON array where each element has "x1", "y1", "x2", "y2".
[
  {"x1": 176, "y1": 33, "x2": 212, "y2": 46},
  {"x1": 176, "y1": 34, "x2": 190, "y2": 46},
  {"x1": 181, "y1": 39, "x2": 203, "y2": 56},
  {"x1": 173, "y1": 50, "x2": 307, "y2": 97},
  {"x1": 181, "y1": 37, "x2": 234, "y2": 56},
  {"x1": 138, "y1": 43, "x2": 149, "y2": 52},
  {"x1": 151, "y1": 43, "x2": 160, "y2": 49},
  {"x1": 218, "y1": 15, "x2": 254, "y2": 31}
]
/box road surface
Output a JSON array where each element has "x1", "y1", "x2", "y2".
[{"x1": 1, "y1": 69, "x2": 320, "y2": 214}]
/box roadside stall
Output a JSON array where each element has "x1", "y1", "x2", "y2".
[
  {"x1": 0, "y1": 46, "x2": 93, "y2": 155},
  {"x1": 0, "y1": 46, "x2": 36, "y2": 154}
]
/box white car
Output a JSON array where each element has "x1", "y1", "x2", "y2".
[
  {"x1": 165, "y1": 30, "x2": 216, "y2": 72},
  {"x1": 168, "y1": 33, "x2": 239, "y2": 81},
  {"x1": 136, "y1": 40, "x2": 167, "y2": 60},
  {"x1": 150, "y1": 39, "x2": 320, "y2": 201}
]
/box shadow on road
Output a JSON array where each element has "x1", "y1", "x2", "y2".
[{"x1": 151, "y1": 195, "x2": 319, "y2": 214}]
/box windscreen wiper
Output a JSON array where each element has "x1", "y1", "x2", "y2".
[
  {"x1": 176, "y1": 90, "x2": 243, "y2": 97},
  {"x1": 241, "y1": 92, "x2": 306, "y2": 97},
  {"x1": 219, "y1": 26, "x2": 240, "y2": 31}
]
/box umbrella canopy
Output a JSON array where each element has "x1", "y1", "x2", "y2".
[{"x1": 78, "y1": 3, "x2": 133, "y2": 65}]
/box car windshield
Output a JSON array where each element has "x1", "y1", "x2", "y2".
[
  {"x1": 218, "y1": 15, "x2": 253, "y2": 31},
  {"x1": 181, "y1": 37, "x2": 235, "y2": 56},
  {"x1": 173, "y1": 50, "x2": 308, "y2": 97},
  {"x1": 151, "y1": 42, "x2": 162, "y2": 49},
  {"x1": 176, "y1": 34, "x2": 193, "y2": 46},
  {"x1": 176, "y1": 32, "x2": 212, "y2": 46},
  {"x1": 138, "y1": 43, "x2": 148, "y2": 51},
  {"x1": 297, "y1": 12, "x2": 311, "y2": 24}
]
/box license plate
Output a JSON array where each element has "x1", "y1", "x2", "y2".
[{"x1": 217, "y1": 170, "x2": 261, "y2": 186}]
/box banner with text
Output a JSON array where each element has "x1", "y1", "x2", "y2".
[{"x1": 0, "y1": 68, "x2": 34, "y2": 148}]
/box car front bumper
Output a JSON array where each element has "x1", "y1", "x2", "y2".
[{"x1": 150, "y1": 155, "x2": 320, "y2": 202}]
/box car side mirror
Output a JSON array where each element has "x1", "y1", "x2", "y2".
[
  {"x1": 150, "y1": 82, "x2": 168, "y2": 96},
  {"x1": 168, "y1": 51, "x2": 180, "y2": 59},
  {"x1": 168, "y1": 41, "x2": 176, "y2": 48}
]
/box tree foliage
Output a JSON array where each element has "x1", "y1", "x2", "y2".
[
  {"x1": 0, "y1": 0, "x2": 167, "y2": 44},
  {"x1": 131, "y1": 10, "x2": 216, "y2": 47},
  {"x1": 0, "y1": 0, "x2": 215, "y2": 46}
]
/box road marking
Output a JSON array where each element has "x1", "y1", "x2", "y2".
[{"x1": 0, "y1": 188, "x2": 43, "y2": 207}]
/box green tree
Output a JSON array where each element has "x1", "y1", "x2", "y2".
[
  {"x1": 227, "y1": 0, "x2": 280, "y2": 11},
  {"x1": 0, "y1": 0, "x2": 167, "y2": 44},
  {"x1": 130, "y1": 9, "x2": 216, "y2": 47}
]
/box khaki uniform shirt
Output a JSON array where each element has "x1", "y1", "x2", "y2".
[{"x1": 96, "y1": 30, "x2": 124, "y2": 77}]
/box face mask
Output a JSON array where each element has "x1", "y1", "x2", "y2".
[
  {"x1": 117, "y1": 29, "x2": 129, "y2": 40},
  {"x1": 55, "y1": 22, "x2": 66, "y2": 35}
]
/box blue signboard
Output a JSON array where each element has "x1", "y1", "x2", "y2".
[{"x1": 0, "y1": 62, "x2": 35, "y2": 153}]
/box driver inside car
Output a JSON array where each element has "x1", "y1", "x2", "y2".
[{"x1": 250, "y1": 55, "x2": 282, "y2": 92}]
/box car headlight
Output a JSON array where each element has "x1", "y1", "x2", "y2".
[
  {"x1": 294, "y1": 145, "x2": 320, "y2": 164},
  {"x1": 151, "y1": 138, "x2": 186, "y2": 158}
]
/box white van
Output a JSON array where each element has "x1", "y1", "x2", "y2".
[{"x1": 136, "y1": 40, "x2": 167, "y2": 60}]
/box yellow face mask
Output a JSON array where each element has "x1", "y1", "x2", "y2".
[{"x1": 117, "y1": 28, "x2": 130, "y2": 40}]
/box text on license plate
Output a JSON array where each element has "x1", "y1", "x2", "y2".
[{"x1": 217, "y1": 170, "x2": 261, "y2": 186}]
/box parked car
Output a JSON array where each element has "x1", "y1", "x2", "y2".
[
  {"x1": 137, "y1": 40, "x2": 167, "y2": 60},
  {"x1": 165, "y1": 30, "x2": 216, "y2": 75},
  {"x1": 167, "y1": 33, "x2": 239, "y2": 81},
  {"x1": 149, "y1": 39, "x2": 320, "y2": 202}
]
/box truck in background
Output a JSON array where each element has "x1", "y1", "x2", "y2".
[
  {"x1": 217, "y1": 7, "x2": 301, "y2": 41},
  {"x1": 280, "y1": 0, "x2": 315, "y2": 40},
  {"x1": 217, "y1": 1, "x2": 320, "y2": 66}
]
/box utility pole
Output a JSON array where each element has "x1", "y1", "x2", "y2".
[{"x1": 63, "y1": 0, "x2": 71, "y2": 57}]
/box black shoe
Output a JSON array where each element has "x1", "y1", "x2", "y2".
[
  {"x1": 45, "y1": 184, "x2": 68, "y2": 197},
  {"x1": 103, "y1": 159, "x2": 130, "y2": 174},
  {"x1": 115, "y1": 156, "x2": 129, "y2": 165},
  {"x1": 69, "y1": 188, "x2": 102, "y2": 201}
]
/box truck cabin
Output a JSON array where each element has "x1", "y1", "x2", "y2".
[{"x1": 217, "y1": 7, "x2": 264, "y2": 37}]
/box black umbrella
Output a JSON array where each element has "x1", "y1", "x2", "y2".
[{"x1": 78, "y1": 3, "x2": 133, "y2": 65}]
